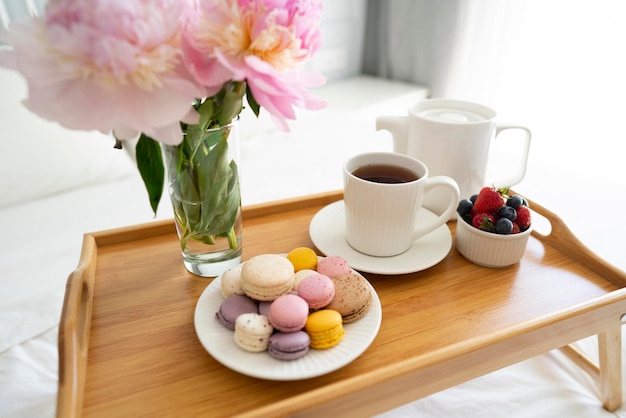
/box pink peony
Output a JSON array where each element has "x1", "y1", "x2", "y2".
[
  {"x1": 182, "y1": 0, "x2": 326, "y2": 131},
  {"x1": 0, "y1": 0, "x2": 205, "y2": 145}
]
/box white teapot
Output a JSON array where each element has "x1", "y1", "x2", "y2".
[{"x1": 377, "y1": 98, "x2": 531, "y2": 217}]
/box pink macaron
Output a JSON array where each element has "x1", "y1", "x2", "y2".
[
  {"x1": 316, "y1": 255, "x2": 351, "y2": 278},
  {"x1": 268, "y1": 294, "x2": 309, "y2": 333},
  {"x1": 297, "y1": 273, "x2": 335, "y2": 310}
]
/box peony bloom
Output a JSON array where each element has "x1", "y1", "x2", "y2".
[
  {"x1": 0, "y1": 0, "x2": 327, "y2": 222},
  {"x1": 182, "y1": 0, "x2": 326, "y2": 131},
  {"x1": 0, "y1": 0, "x2": 205, "y2": 145}
]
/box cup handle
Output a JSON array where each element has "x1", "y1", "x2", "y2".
[
  {"x1": 412, "y1": 176, "x2": 460, "y2": 241},
  {"x1": 493, "y1": 124, "x2": 532, "y2": 187}
]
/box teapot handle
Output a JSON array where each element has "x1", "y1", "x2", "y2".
[
  {"x1": 376, "y1": 116, "x2": 409, "y2": 154},
  {"x1": 492, "y1": 123, "x2": 532, "y2": 188}
]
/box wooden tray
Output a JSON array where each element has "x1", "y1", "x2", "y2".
[{"x1": 57, "y1": 191, "x2": 626, "y2": 418}]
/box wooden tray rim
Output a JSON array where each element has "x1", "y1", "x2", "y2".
[{"x1": 56, "y1": 190, "x2": 626, "y2": 417}]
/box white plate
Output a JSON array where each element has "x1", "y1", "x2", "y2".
[
  {"x1": 309, "y1": 200, "x2": 452, "y2": 275},
  {"x1": 194, "y1": 266, "x2": 382, "y2": 381}
]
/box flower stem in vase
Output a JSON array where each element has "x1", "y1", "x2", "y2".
[{"x1": 164, "y1": 118, "x2": 242, "y2": 277}]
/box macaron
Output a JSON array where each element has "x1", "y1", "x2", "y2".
[
  {"x1": 215, "y1": 295, "x2": 259, "y2": 330},
  {"x1": 286, "y1": 247, "x2": 318, "y2": 271},
  {"x1": 268, "y1": 294, "x2": 310, "y2": 333},
  {"x1": 267, "y1": 331, "x2": 311, "y2": 361},
  {"x1": 234, "y1": 313, "x2": 273, "y2": 352},
  {"x1": 241, "y1": 254, "x2": 295, "y2": 301},
  {"x1": 220, "y1": 266, "x2": 244, "y2": 298},
  {"x1": 327, "y1": 273, "x2": 373, "y2": 324},
  {"x1": 317, "y1": 255, "x2": 351, "y2": 278},
  {"x1": 305, "y1": 309, "x2": 345, "y2": 349},
  {"x1": 297, "y1": 273, "x2": 335, "y2": 310},
  {"x1": 293, "y1": 269, "x2": 317, "y2": 291},
  {"x1": 258, "y1": 300, "x2": 272, "y2": 317}
]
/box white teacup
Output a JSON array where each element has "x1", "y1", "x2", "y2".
[
  {"x1": 376, "y1": 99, "x2": 531, "y2": 217},
  {"x1": 343, "y1": 152, "x2": 459, "y2": 257}
]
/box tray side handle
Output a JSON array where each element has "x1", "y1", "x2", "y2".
[
  {"x1": 56, "y1": 234, "x2": 97, "y2": 418},
  {"x1": 527, "y1": 196, "x2": 626, "y2": 287}
]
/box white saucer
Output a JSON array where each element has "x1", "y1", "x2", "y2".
[{"x1": 309, "y1": 200, "x2": 452, "y2": 275}]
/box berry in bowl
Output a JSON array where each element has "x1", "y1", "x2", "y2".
[{"x1": 455, "y1": 186, "x2": 532, "y2": 268}]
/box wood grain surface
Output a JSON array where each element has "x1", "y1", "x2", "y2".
[{"x1": 57, "y1": 190, "x2": 626, "y2": 417}]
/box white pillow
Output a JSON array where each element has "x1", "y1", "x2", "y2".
[{"x1": 0, "y1": 68, "x2": 138, "y2": 208}]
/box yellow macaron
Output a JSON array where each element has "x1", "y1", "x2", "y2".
[
  {"x1": 304, "y1": 309, "x2": 344, "y2": 349},
  {"x1": 287, "y1": 247, "x2": 318, "y2": 272}
]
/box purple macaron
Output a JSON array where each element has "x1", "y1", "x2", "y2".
[
  {"x1": 258, "y1": 300, "x2": 272, "y2": 317},
  {"x1": 216, "y1": 295, "x2": 258, "y2": 330},
  {"x1": 267, "y1": 331, "x2": 311, "y2": 361}
]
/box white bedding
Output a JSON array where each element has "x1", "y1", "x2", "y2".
[{"x1": 2, "y1": 72, "x2": 626, "y2": 418}]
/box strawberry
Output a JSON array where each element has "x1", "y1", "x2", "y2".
[
  {"x1": 472, "y1": 212, "x2": 495, "y2": 231},
  {"x1": 511, "y1": 222, "x2": 521, "y2": 234},
  {"x1": 516, "y1": 205, "x2": 531, "y2": 230},
  {"x1": 473, "y1": 186, "x2": 505, "y2": 213}
]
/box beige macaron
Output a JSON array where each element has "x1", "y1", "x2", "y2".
[
  {"x1": 220, "y1": 266, "x2": 244, "y2": 298},
  {"x1": 326, "y1": 273, "x2": 372, "y2": 323},
  {"x1": 234, "y1": 313, "x2": 273, "y2": 352},
  {"x1": 241, "y1": 254, "x2": 295, "y2": 301}
]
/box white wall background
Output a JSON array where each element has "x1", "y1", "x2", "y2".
[{"x1": 306, "y1": 0, "x2": 368, "y2": 81}]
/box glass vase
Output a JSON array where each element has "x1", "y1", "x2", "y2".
[{"x1": 162, "y1": 119, "x2": 242, "y2": 277}]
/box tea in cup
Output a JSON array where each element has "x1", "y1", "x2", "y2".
[{"x1": 343, "y1": 152, "x2": 459, "y2": 257}]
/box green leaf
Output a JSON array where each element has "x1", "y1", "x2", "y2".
[
  {"x1": 175, "y1": 167, "x2": 201, "y2": 249},
  {"x1": 197, "y1": 100, "x2": 214, "y2": 129},
  {"x1": 245, "y1": 83, "x2": 261, "y2": 117},
  {"x1": 217, "y1": 90, "x2": 243, "y2": 126},
  {"x1": 196, "y1": 136, "x2": 234, "y2": 234},
  {"x1": 166, "y1": 124, "x2": 241, "y2": 252},
  {"x1": 187, "y1": 127, "x2": 220, "y2": 163},
  {"x1": 135, "y1": 134, "x2": 164, "y2": 215}
]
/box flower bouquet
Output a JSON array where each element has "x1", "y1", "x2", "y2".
[{"x1": 0, "y1": 0, "x2": 326, "y2": 276}]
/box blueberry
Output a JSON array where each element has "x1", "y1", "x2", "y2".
[
  {"x1": 495, "y1": 218, "x2": 514, "y2": 234},
  {"x1": 456, "y1": 199, "x2": 474, "y2": 216},
  {"x1": 506, "y1": 195, "x2": 524, "y2": 209},
  {"x1": 469, "y1": 194, "x2": 478, "y2": 204},
  {"x1": 497, "y1": 205, "x2": 517, "y2": 221}
]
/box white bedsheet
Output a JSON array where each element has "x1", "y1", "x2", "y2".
[{"x1": 2, "y1": 75, "x2": 626, "y2": 418}]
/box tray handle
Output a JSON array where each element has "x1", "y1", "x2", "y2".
[
  {"x1": 56, "y1": 234, "x2": 97, "y2": 418},
  {"x1": 526, "y1": 196, "x2": 626, "y2": 287}
]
